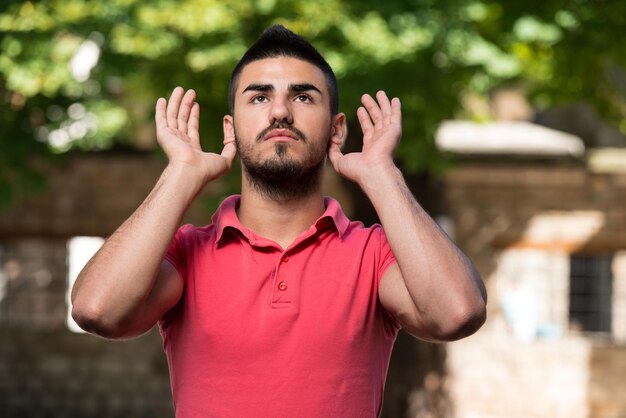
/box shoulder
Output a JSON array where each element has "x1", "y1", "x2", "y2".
[
  {"x1": 174, "y1": 223, "x2": 216, "y2": 237},
  {"x1": 342, "y1": 220, "x2": 385, "y2": 240},
  {"x1": 170, "y1": 223, "x2": 219, "y2": 249}
]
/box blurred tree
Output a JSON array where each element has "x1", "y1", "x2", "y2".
[{"x1": 1, "y1": 0, "x2": 625, "y2": 205}]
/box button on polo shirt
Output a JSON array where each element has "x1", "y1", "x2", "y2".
[{"x1": 160, "y1": 195, "x2": 399, "y2": 418}]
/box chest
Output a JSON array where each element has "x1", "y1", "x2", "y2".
[{"x1": 179, "y1": 237, "x2": 385, "y2": 354}]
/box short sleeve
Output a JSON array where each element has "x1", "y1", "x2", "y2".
[
  {"x1": 164, "y1": 224, "x2": 195, "y2": 281},
  {"x1": 375, "y1": 225, "x2": 401, "y2": 334},
  {"x1": 376, "y1": 225, "x2": 397, "y2": 281}
]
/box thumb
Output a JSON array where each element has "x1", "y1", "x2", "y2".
[
  {"x1": 221, "y1": 142, "x2": 237, "y2": 164},
  {"x1": 327, "y1": 143, "x2": 343, "y2": 171}
]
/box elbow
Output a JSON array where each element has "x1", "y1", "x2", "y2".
[
  {"x1": 71, "y1": 303, "x2": 107, "y2": 336},
  {"x1": 71, "y1": 302, "x2": 130, "y2": 339},
  {"x1": 403, "y1": 299, "x2": 487, "y2": 343},
  {"x1": 441, "y1": 270, "x2": 488, "y2": 341},
  {"x1": 437, "y1": 299, "x2": 487, "y2": 342}
]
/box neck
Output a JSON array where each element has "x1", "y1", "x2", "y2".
[{"x1": 238, "y1": 174, "x2": 326, "y2": 250}]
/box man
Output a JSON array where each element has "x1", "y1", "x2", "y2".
[{"x1": 71, "y1": 25, "x2": 486, "y2": 417}]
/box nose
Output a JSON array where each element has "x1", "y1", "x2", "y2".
[{"x1": 268, "y1": 96, "x2": 293, "y2": 125}]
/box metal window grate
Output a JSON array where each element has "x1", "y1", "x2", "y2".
[{"x1": 569, "y1": 254, "x2": 613, "y2": 333}]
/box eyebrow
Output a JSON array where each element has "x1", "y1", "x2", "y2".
[
  {"x1": 242, "y1": 83, "x2": 322, "y2": 95},
  {"x1": 290, "y1": 83, "x2": 322, "y2": 95},
  {"x1": 242, "y1": 83, "x2": 273, "y2": 93}
]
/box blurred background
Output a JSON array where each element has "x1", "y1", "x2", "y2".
[{"x1": 1, "y1": 1, "x2": 625, "y2": 417}]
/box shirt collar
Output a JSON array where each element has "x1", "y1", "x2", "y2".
[
  {"x1": 214, "y1": 195, "x2": 350, "y2": 244},
  {"x1": 213, "y1": 195, "x2": 246, "y2": 243},
  {"x1": 319, "y1": 196, "x2": 350, "y2": 237}
]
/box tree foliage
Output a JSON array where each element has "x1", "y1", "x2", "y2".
[{"x1": 1, "y1": 0, "x2": 625, "y2": 205}]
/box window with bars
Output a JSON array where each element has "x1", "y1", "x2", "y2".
[{"x1": 569, "y1": 254, "x2": 613, "y2": 334}]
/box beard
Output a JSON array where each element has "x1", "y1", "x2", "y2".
[{"x1": 236, "y1": 122, "x2": 331, "y2": 201}]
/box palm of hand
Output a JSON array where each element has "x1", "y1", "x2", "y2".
[
  {"x1": 328, "y1": 91, "x2": 402, "y2": 183},
  {"x1": 155, "y1": 87, "x2": 236, "y2": 182}
]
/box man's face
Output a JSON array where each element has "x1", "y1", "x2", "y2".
[{"x1": 226, "y1": 57, "x2": 336, "y2": 198}]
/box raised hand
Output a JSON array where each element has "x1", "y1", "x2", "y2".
[
  {"x1": 155, "y1": 87, "x2": 236, "y2": 183},
  {"x1": 328, "y1": 91, "x2": 402, "y2": 185}
]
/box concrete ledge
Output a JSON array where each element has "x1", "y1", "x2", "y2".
[
  {"x1": 436, "y1": 121, "x2": 585, "y2": 157},
  {"x1": 587, "y1": 148, "x2": 626, "y2": 173}
]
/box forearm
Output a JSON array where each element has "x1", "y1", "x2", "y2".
[
  {"x1": 71, "y1": 163, "x2": 203, "y2": 330},
  {"x1": 360, "y1": 163, "x2": 487, "y2": 334}
]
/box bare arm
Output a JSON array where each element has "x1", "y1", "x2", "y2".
[
  {"x1": 328, "y1": 91, "x2": 486, "y2": 342},
  {"x1": 71, "y1": 87, "x2": 236, "y2": 339}
]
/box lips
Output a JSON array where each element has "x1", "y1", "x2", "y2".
[
  {"x1": 263, "y1": 129, "x2": 298, "y2": 141},
  {"x1": 255, "y1": 123, "x2": 306, "y2": 143},
  {"x1": 263, "y1": 129, "x2": 299, "y2": 142}
]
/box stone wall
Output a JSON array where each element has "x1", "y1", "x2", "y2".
[
  {"x1": 443, "y1": 160, "x2": 626, "y2": 418},
  {"x1": 590, "y1": 344, "x2": 626, "y2": 418},
  {"x1": 448, "y1": 334, "x2": 591, "y2": 418}
]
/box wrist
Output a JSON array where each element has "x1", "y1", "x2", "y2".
[
  {"x1": 357, "y1": 160, "x2": 402, "y2": 194},
  {"x1": 163, "y1": 162, "x2": 208, "y2": 196}
]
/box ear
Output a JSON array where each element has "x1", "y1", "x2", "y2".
[
  {"x1": 330, "y1": 112, "x2": 347, "y2": 148},
  {"x1": 223, "y1": 114, "x2": 235, "y2": 145}
]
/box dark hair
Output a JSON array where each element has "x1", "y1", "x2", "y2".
[{"x1": 228, "y1": 25, "x2": 338, "y2": 115}]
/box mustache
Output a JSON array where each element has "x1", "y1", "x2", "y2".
[{"x1": 255, "y1": 122, "x2": 306, "y2": 142}]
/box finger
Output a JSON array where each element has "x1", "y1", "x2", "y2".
[
  {"x1": 376, "y1": 90, "x2": 392, "y2": 125},
  {"x1": 361, "y1": 94, "x2": 383, "y2": 127},
  {"x1": 223, "y1": 122, "x2": 236, "y2": 146},
  {"x1": 391, "y1": 97, "x2": 402, "y2": 125},
  {"x1": 327, "y1": 142, "x2": 343, "y2": 171},
  {"x1": 356, "y1": 106, "x2": 374, "y2": 142},
  {"x1": 155, "y1": 97, "x2": 167, "y2": 132},
  {"x1": 166, "y1": 86, "x2": 184, "y2": 129},
  {"x1": 220, "y1": 142, "x2": 237, "y2": 166},
  {"x1": 188, "y1": 102, "x2": 201, "y2": 148},
  {"x1": 177, "y1": 89, "x2": 196, "y2": 135}
]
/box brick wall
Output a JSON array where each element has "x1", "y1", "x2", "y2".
[
  {"x1": 0, "y1": 328, "x2": 171, "y2": 417},
  {"x1": 0, "y1": 152, "x2": 228, "y2": 238},
  {"x1": 0, "y1": 153, "x2": 177, "y2": 417},
  {"x1": 0, "y1": 237, "x2": 172, "y2": 417}
]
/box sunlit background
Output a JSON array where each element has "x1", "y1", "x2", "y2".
[{"x1": 1, "y1": 1, "x2": 625, "y2": 417}]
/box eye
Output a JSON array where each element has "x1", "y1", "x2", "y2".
[
  {"x1": 294, "y1": 94, "x2": 312, "y2": 103},
  {"x1": 251, "y1": 95, "x2": 269, "y2": 104}
]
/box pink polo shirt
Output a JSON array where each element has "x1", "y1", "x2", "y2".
[{"x1": 160, "y1": 195, "x2": 400, "y2": 417}]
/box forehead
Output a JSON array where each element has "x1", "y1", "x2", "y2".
[{"x1": 236, "y1": 57, "x2": 328, "y2": 94}]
